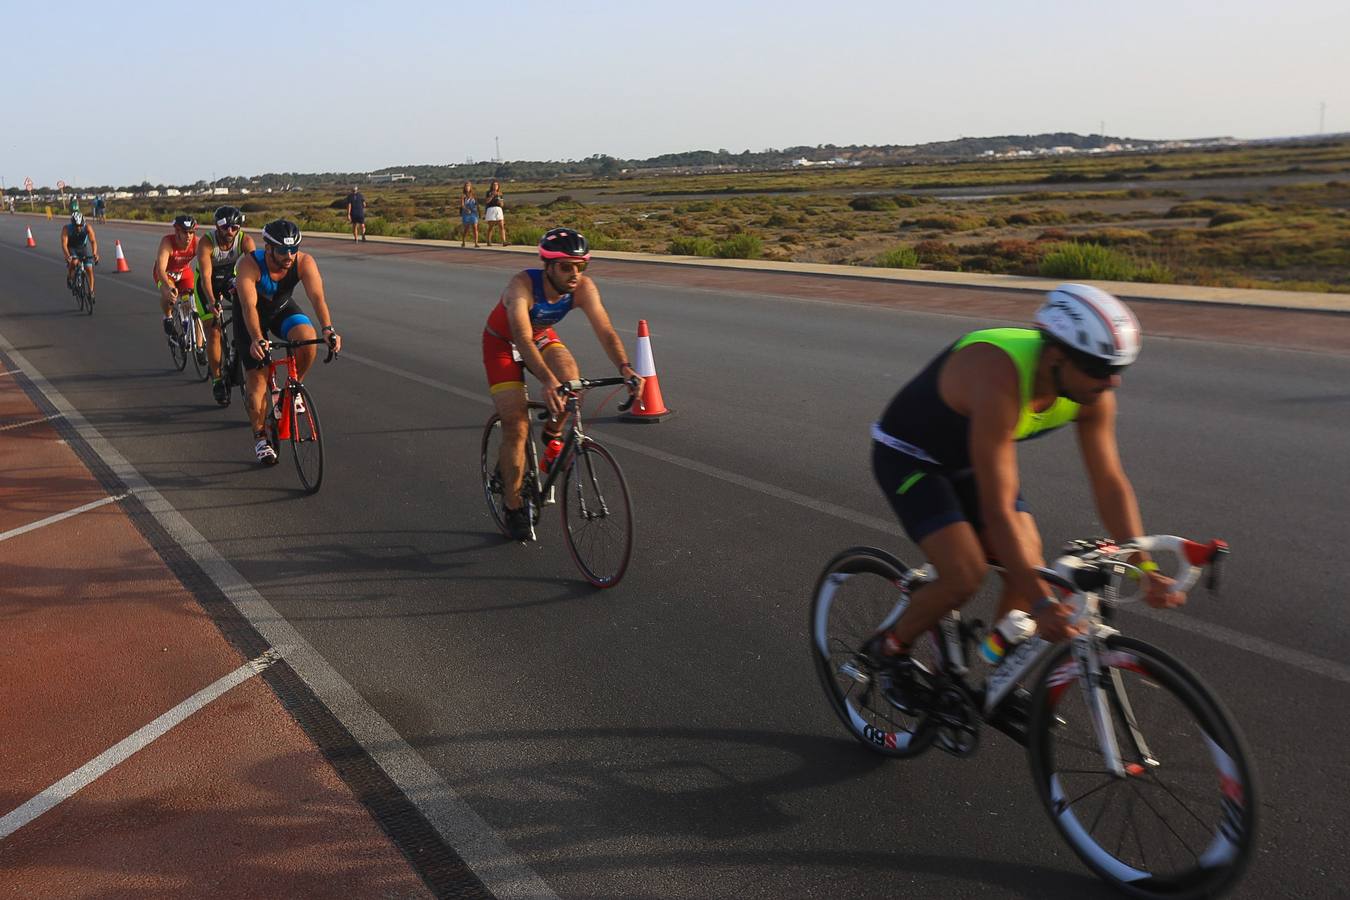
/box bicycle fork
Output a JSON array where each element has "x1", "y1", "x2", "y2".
[{"x1": 1071, "y1": 631, "x2": 1154, "y2": 779}]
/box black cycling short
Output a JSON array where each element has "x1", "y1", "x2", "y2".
[
  {"x1": 232, "y1": 300, "x2": 313, "y2": 372},
  {"x1": 873, "y1": 441, "x2": 1028, "y2": 545}
]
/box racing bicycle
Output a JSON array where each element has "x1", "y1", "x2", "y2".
[
  {"x1": 211, "y1": 285, "x2": 245, "y2": 406},
  {"x1": 810, "y1": 535, "x2": 1256, "y2": 899},
  {"x1": 166, "y1": 292, "x2": 208, "y2": 381},
  {"x1": 481, "y1": 377, "x2": 637, "y2": 587},
  {"x1": 68, "y1": 259, "x2": 96, "y2": 315},
  {"x1": 260, "y1": 337, "x2": 335, "y2": 494}
]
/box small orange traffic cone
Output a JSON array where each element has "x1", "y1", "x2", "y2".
[
  {"x1": 113, "y1": 240, "x2": 131, "y2": 272},
  {"x1": 621, "y1": 319, "x2": 672, "y2": 422},
  {"x1": 25, "y1": 226, "x2": 36, "y2": 247}
]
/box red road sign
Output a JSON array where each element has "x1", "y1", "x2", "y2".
[{"x1": 24, "y1": 177, "x2": 33, "y2": 191}]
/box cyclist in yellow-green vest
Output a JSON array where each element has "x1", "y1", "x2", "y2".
[{"x1": 868, "y1": 284, "x2": 1186, "y2": 703}]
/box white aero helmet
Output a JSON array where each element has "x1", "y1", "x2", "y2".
[{"x1": 1034, "y1": 283, "x2": 1141, "y2": 369}]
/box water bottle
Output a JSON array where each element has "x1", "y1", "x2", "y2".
[
  {"x1": 541, "y1": 439, "x2": 563, "y2": 472},
  {"x1": 980, "y1": 609, "x2": 1036, "y2": 665}
]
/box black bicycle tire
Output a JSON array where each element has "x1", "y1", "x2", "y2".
[
  {"x1": 809, "y1": 546, "x2": 940, "y2": 759},
  {"x1": 84, "y1": 281, "x2": 94, "y2": 316},
  {"x1": 1026, "y1": 635, "x2": 1258, "y2": 900},
  {"x1": 560, "y1": 439, "x2": 634, "y2": 588},
  {"x1": 169, "y1": 310, "x2": 188, "y2": 371},
  {"x1": 73, "y1": 270, "x2": 85, "y2": 312},
  {"x1": 189, "y1": 312, "x2": 210, "y2": 381},
  {"x1": 288, "y1": 384, "x2": 323, "y2": 494}
]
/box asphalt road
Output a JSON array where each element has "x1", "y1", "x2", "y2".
[{"x1": 3, "y1": 217, "x2": 1348, "y2": 899}]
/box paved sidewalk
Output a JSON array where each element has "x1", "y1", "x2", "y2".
[{"x1": 0, "y1": 363, "x2": 435, "y2": 898}]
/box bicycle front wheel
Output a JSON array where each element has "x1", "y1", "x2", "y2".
[
  {"x1": 169, "y1": 312, "x2": 188, "y2": 371},
  {"x1": 809, "y1": 547, "x2": 940, "y2": 758},
  {"x1": 73, "y1": 272, "x2": 85, "y2": 312},
  {"x1": 189, "y1": 313, "x2": 209, "y2": 381},
  {"x1": 288, "y1": 385, "x2": 323, "y2": 493},
  {"x1": 561, "y1": 439, "x2": 633, "y2": 587},
  {"x1": 1027, "y1": 635, "x2": 1258, "y2": 900}
]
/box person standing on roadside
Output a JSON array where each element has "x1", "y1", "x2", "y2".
[
  {"x1": 346, "y1": 184, "x2": 367, "y2": 242},
  {"x1": 459, "y1": 181, "x2": 480, "y2": 248},
  {"x1": 483, "y1": 180, "x2": 506, "y2": 246}
]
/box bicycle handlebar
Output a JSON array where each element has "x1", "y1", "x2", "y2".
[
  {"x1": 543, "y1": 376, "x2": 642, "y2": 413},
  {"x1": 1051, "y1": 535, "x2": 1228, "y2": 601},
  {"x1": 261, "y1": 337, "x2": 337, "y2": 364}
]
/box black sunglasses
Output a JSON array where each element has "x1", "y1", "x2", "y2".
[
  {"x1": 1065, "y1": 347, "x2": 1127, "y2": 380},
  {"x1": 270, "y1": 245, "x2": 299, "y2": 256}
]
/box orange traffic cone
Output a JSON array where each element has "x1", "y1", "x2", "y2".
[
  {"x1": 113, "y1": 240, "x2": 131, "y2": 272},
  {"x1": 620, "y1": 319, "x2": 672, "y2": 422},
  {"x1": 25, "y1": 226, "x2": 36, "y2": 247}
]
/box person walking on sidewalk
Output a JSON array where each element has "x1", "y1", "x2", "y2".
[
  {"x1": 459, "y1": 181, "x2": 479, "y2": 248},
  {"x1": 483, "y1": 180, "x2": 506, "y2": 246},
  {"x1": 346, "y1": 185, "x2": 367, "y2": 242}
]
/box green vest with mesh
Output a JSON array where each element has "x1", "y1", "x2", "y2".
[{"x1": 952, "y1": 327, "x2": 1080, "y2": 440}]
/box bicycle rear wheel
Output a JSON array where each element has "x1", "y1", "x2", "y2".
[
  {"x1": 84, "y1": 281, "x2": 94, "y2": 316},
  {"x1": 809, "y1": 547, "x2": 940, "y2": 758},
  {"x1": 1027, "y1": 635, "x2": 1258, "y2": 900},
  {"x1": 561, "y1": 439, "x2": 633, "y2": 587},
  {"x1": 480, "y1": 403, "x2": 546, "y2": 538},
  {"x1": 189, "y1": 312, "x2": 209, "y2": 381},
  {"x1": 288, "y1": 384, "x2": 323, "y2": 493}
]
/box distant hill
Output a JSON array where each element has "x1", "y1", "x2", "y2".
[{"x1": 35, "y1": 131, "x2": 1295, "y2": 194}]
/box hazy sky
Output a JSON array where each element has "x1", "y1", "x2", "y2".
[{"x1": 5, "y1": 0, "x2": 1347, "y2": 188}]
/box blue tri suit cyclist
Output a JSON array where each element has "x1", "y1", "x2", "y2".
[
  {"x1": 233, "y1": 220, "x2": 341, "y2": 465},
  {"x1": 195, "y1": 205, "x2": 256, "y2": 405},
  {"x1": 867, "y1": 284, "x2": 1186, "y2": 710},
  {"x1": 61, "y1": 212, "x2": 100, "y2": 300}
]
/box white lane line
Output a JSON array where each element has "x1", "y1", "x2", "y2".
[
  {"x1": 0, "y1": 413, "x2": 63, "y2": 432},
  {"x1": 338, "y1": 351, "x2": 1350, "y2": 687},
  {"x1": 0, "y1": 493, "x2": 128, "y2": 543},
  {"x1": 0, "y1": 650, "x2": 282, "y2": 839},
  {"x1": 0, "y1": 369, "x2": 21, "y2": 376},
  {"x1": 0, "y1": 334, "x2": 559, "y2": 900}
]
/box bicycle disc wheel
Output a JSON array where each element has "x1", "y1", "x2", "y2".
[
  {"x1": 1027, "y1": 635, "x2": 1258, "y2": 899},
  {"x1": 561, "y1": 440, "x2": 633, "y2": 587},
  {"x1": 288, "y1": 385, "x2": 323, "y2": 493},
  {"x1": 189, "y1": 313, "x2": 209, "y2": 381},
  {"x1": 809, "y1": 547, "x2": 940, "y2": 758}
]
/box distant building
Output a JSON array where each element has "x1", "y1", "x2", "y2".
[
  {"x1": 211, "y1": 187, "x2": 230, "y2": 195},
  {"x1": 368, "y1": 173, "x2": 416, "y2": 183},
  {"x1": 165, "y1": 188, "x2": 182, "y2": 196}
]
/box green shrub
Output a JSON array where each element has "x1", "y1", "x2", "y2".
[
  {"x1": 1131, "y1": 261, "x2": 1176, "y2": 283},
  {"x1": 669, "y1": 235, "x2": 716, "y2": 256},
  {"x1": 240, "y1": 200, "x2": 268, "y2": 213},
  {"x1": 914, "y1": 240, "x2": 961, "y2": 268},
  {"x1": 1039, "y1": 242, "x2": 1137, "y2": 280},
  {"x1": 874, "y1": 246, "x2": 920, "y2": 268},
  {"x1": 1208, "y1": 210, "x2": 1254, "y2": 227},
  {"x1": 713, "y1": 233, "x2": 763, "y2": 259},
  {"x1": 1165, "y1": 202, "x2": 1224, "y2": 219},
  {"x1": 411, "y1": 220, "x2": 454, "y2": 240},
  {"x1": 892, "y1": 194, "x2": 928, "y2": 208},
  {"x1": 1077, "y1": 228, "x2": 1151, "y2": 246},
  {"x1": 362, "y1": 216, "x2": 392, "y2": 236},
  {"x1": 510, "y1": 224, "x2": 546, "y2": 247},
  {"x1": 849, "y1": 195, "x2": 898, "y2": 212}
]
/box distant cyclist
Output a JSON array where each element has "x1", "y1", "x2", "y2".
[
  {"x1": 482, "y1": 227, "x2": 642, "y2": 541},
  {"x1": 867, "y1": 284, "x2": 1184, "y2": 706},
  {"x1": 234, "y1": 220, "x2": 341, "y2": 465},
  {"x1": 195, "y1": 206, "x2": 256, "y2": 405},
  {"x1": 61, "y1": 211, "x2": 100, "y2": 300},
  {"x1": 153, "y1": 214, "x2": 200, "y2": 337}
]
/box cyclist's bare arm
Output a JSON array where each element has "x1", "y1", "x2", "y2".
[
  {"x1": 295, "y1": 254, "x2": 340, "y2": 352},
  {"x1": 961, "y1": 349, "x2": 1052, "y2": 603},
  {"x1": 574, "y1": 280, "x2": 643, "y2": 388},
  {"x1": 1076, "y1": 397, "x2": 1185, "y2": 608},
  {"x1": 234, "y1": 254, "x2": 268, "y2": 358},
  {"x1": 153, "y1": 237, "x2": 178, "y2": 306},
  {"x1": 196, "y1": 238, "x2": 216, "y2": 306},
  {"x1": 60, "y1": 230, "x2": 71, "y2": 260},
  {"x1": 86, "y1": 224, "x2": 98, "y2": 260}
]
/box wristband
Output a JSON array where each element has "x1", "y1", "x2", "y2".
[
  {"x1": 617, "y1": 361, "x2": 630, "y2": 372},
  {"x1": 1138, "y1": 560, "x2": 1159, "y2": 573},
  {"x1": 322, "y1": 325, "x2": 335, "y2": 334},
  {"x1": 1032, "y1": 596, "x2": 1059, "y2": 614}
]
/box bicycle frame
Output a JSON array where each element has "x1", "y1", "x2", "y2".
[
  {"x1": 526, "y1": 378, "x2": 635, "y2": 501},
  {"x1": 262, "y1": 337, "x2": 335, "y2": 440}
]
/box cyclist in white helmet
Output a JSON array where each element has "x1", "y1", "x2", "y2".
[{"x1": 867, "y1": 284, "x2": 1184, "y2": 708}]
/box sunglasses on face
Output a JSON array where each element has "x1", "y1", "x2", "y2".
[
  {"x1": 270, "y1": 245, "x2": 299, "y2": 256},
  {"x1": 217, "y1": 223, "x2": 240, "y2": 232},
  {"x1": 552, "y1": 260, "x2": 587, "y2": 274},
  {"x1": 1067, "y1": 350, "x2": 1127, "y2": 380}
]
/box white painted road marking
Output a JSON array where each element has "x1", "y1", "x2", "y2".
[
  {"x1": 0, "y1": 493, "x2": 128, "y2": 543},
  {"x1": 0, "y1": 413, "x2": 62, "y2": 432},
  {"x1": 0, "y1": 650, "x2": 282, "y2": 839}
]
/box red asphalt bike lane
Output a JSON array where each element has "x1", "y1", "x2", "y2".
[{"x1": 0, "y1": 366, "x2": 430, "y2": 897}]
